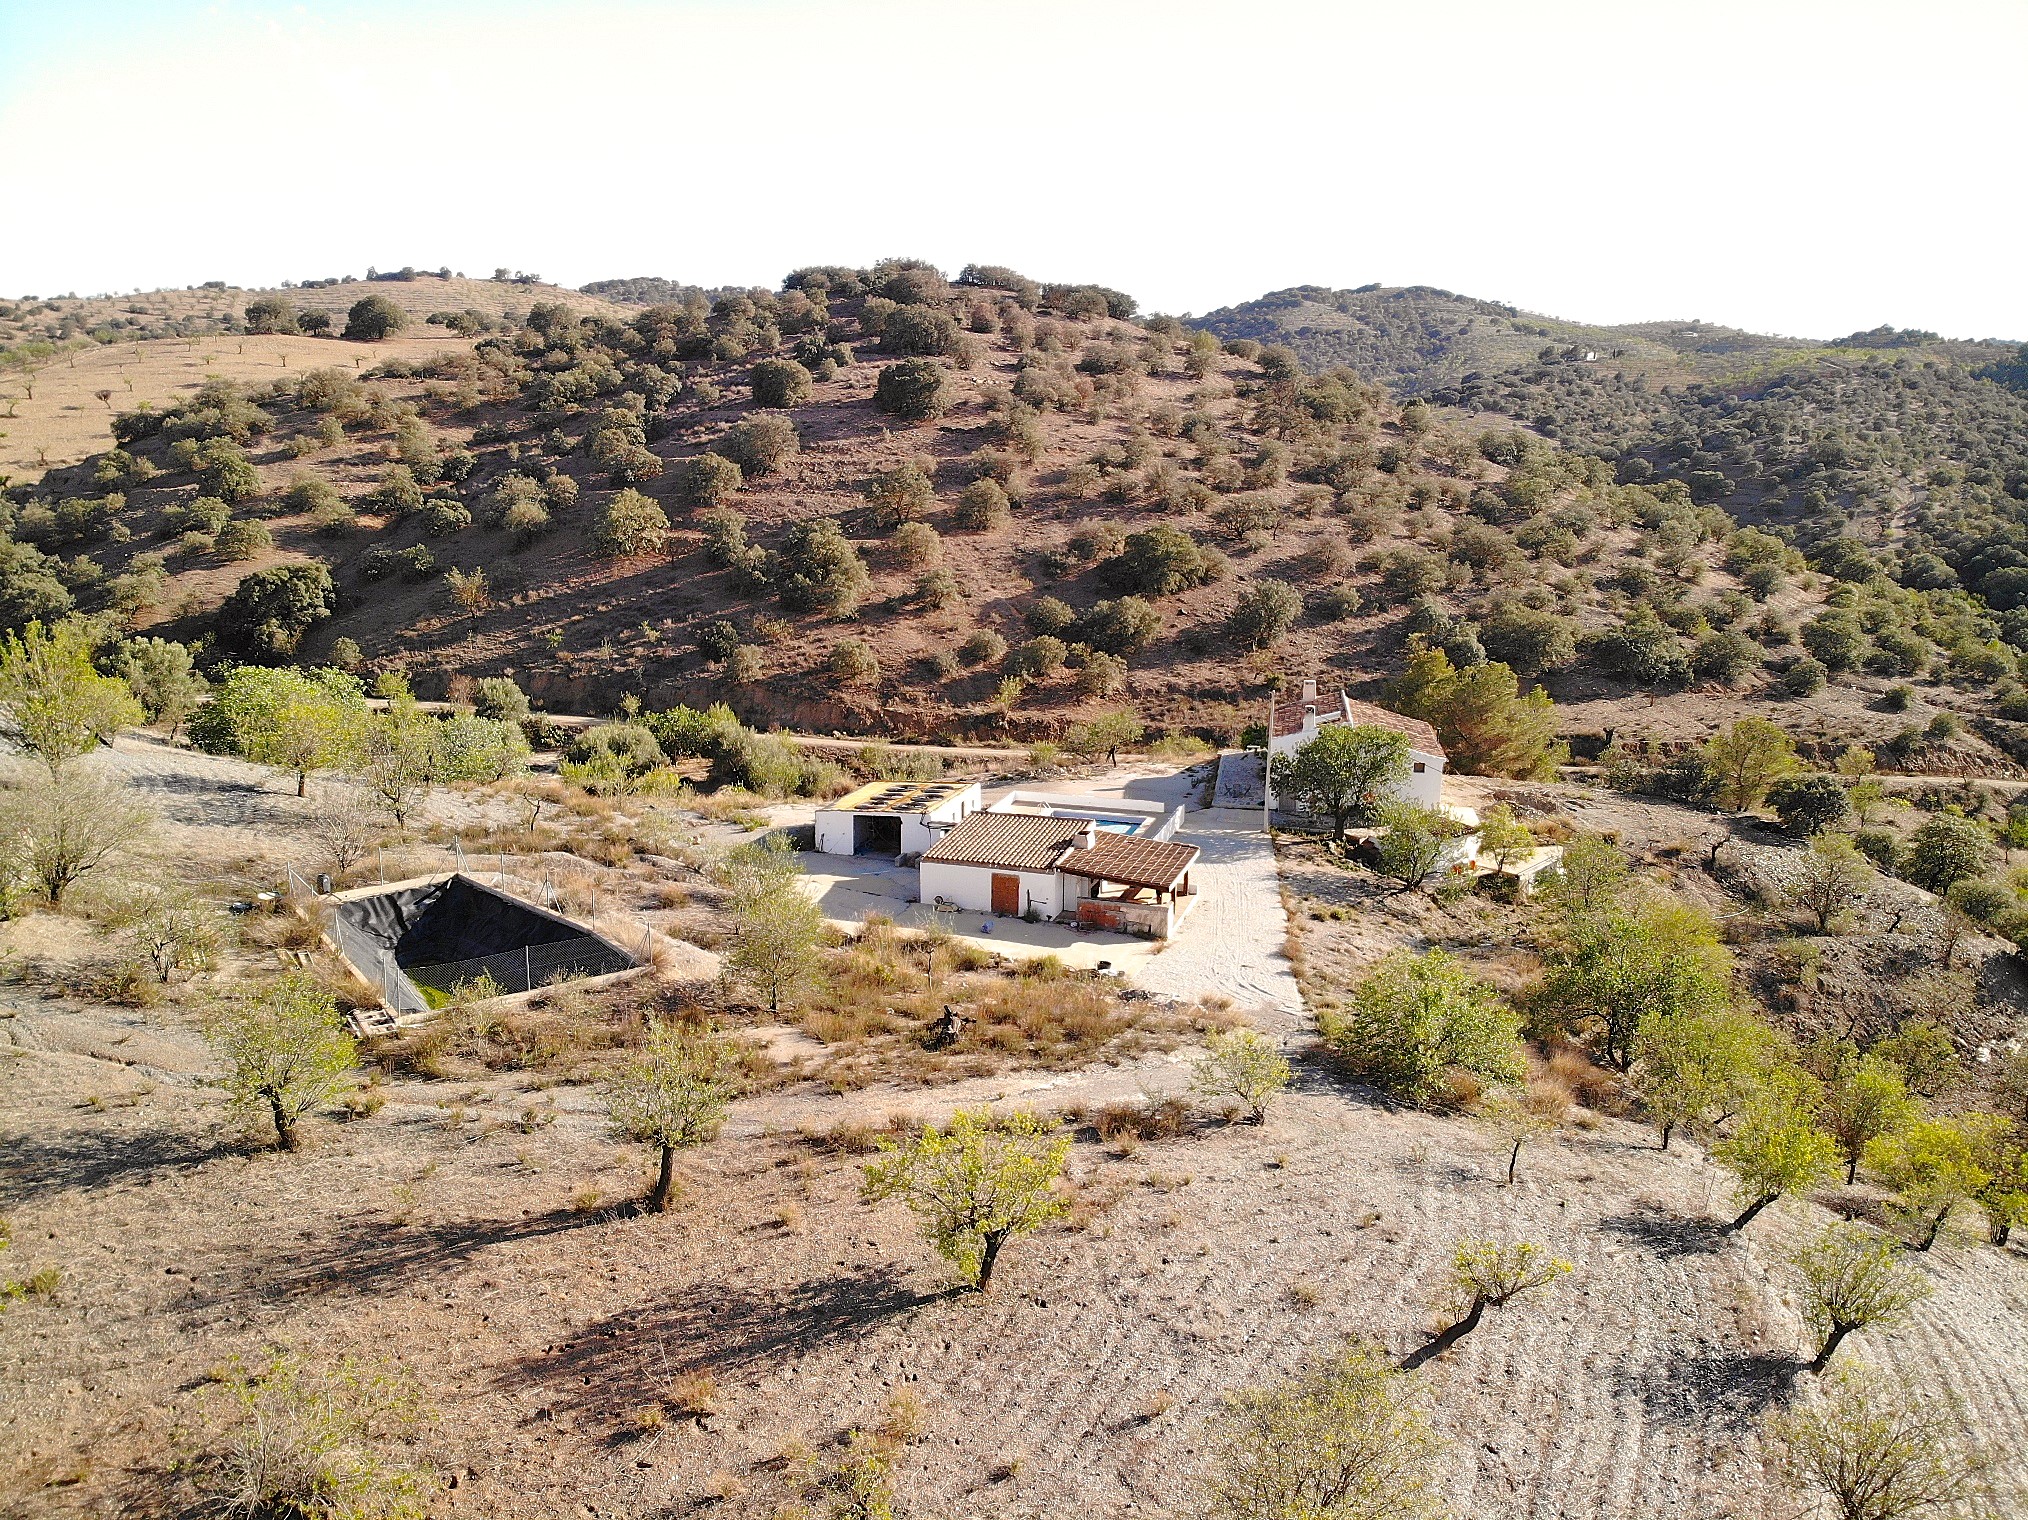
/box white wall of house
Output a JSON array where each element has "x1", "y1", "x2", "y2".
[
  {"x1": 1270, "y1": 720, "x2": 1446, "y2": 810},
  {"x1": 919, "y1": 860, "x2": 1069, "y2": 918},
  {"x1": 813, "y1": 784, "x2": 981, "y2": 858}
]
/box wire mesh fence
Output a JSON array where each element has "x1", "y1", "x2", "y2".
[{"x1": 401, "y1": 935, "x2": 639, "y2": 1003}]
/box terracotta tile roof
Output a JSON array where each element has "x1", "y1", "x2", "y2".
[
  {"x1": 1270, "y1": 688, "x2": 1443, "y2": 755},
  {"x1": 1061, "y1": 836, "x2": 1201, "y2": 892},
  {"x1": 920, "y1": 813, "x2": 1082, "y2": 872}
]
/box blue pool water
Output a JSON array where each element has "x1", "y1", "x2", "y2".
[{"x1": 1093, "y1": 818, "x2": 1142, "y2": 834}]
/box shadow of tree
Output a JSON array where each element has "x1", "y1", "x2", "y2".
[
  {"x1": 1598, "y1": 1199, "x2": 1731, "y2": 1259},
  {"x1": 1615, "y1": 1346, "x2": 1802, "y2": 1428},
  {"x1": 0, "y1": 1124, "x2": 220, "y2": 1207},
  {"x1": 223, "y1": 1207, "x2": 600, "y2": 1309},
  {"x1": 494, "y1": 1264, "x2": 941, "y2": 1421}
]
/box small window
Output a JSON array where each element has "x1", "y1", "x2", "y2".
[{"x1": 1412, "y1": 761, "x2": 1426, "y2": 773}]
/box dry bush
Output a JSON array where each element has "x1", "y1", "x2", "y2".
[
  {"x1": 1543, "y1": 1043, "x2": 1628, "y2": 1114},
  {"x1": 670, "y1": 1370, "x2": 718, "y2": 1415},
  {"x1": 1093, "y1": 1095, "x2": 1193, "y2": 1144}
]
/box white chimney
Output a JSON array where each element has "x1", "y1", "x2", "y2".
[
  {"x1": 1078, "y1": 820, "x2": 1097, "y2": 850},
  {"x1": 1301, "y1": 677, "x2": 1318, "y2": 703}
]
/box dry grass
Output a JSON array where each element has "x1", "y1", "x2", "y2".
[{"x1": 790, "y1": 920, "x2": 1199, "y2": 1088}]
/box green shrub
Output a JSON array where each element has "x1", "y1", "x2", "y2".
[
  {"x1": 593, "y1": 488, "x2": 670, "y2": 558},
  {"x1": 214, "y1": 519, "x2": 273, "y2": 561},
  {"x1": 1074, "y1": 651, "x2": 1128, "y2": 698},
  {"x1": 1766, "y1": 774, "x2": 1850, "y2": 837},
  {"x1": 416, "y1": 499, "x2": 472, "y2": 537},
  {"x1": 953, "y1": 478, "x2": 1010, "y2": 532},
  {"x1": 164, "y1": 496, "x2": 231, "y2": 537},
  {"x1": 891, "y1": 522, "x2": 941, "y2": 568},
  {"x1": 864, "y1": 458, "x2": 935, "y2": 527},
  {"x1": 473, "y1": 677, "x2": 529, "y2": 722},
  {"x1": 959, "y1": 629, "x2": 1007, "y2": 666},
  {"x1": 369, "y1": 466, "x2": 424, "y2": 517},
  {"x1": 1226, "y1": 579, "x2": 1301, "y2": 650},
  {"x1": 881, "y1": 304, "x2": 962, "y2": 357},
  {"x1": 1025, "y1": 595, "x2": 1074, "y2": 635},
  {"x1": 1103, "y1": 526, "x2": 1221, "y2": 595},
  {"x1": 676, "y1": 453, "x2": 743, "y2": 508},
  {"x1": 719, "y1": 416, "x2": 799, "y2": 476},
  {"x1": 216, "y1": 563, "x2": 336, "y2": 657},
  {"x1": 775, "y1": 518, "x2": 869, "y2": 615},
  {"x1": 1076, "y1": 596, "x2": 1161, "y2": 654},
  {"x1": 830, "y1": 638, "x2": 880, "y2": 685},
  {"x1": 1945, "y1": 877, "x2": 2013, "y2": 925},
  {"x1": 1781, "y1": 658, "x2": 1828, "y2": 697},
  {"x1": 874, "y1": 359, "x2": 949, "y2": 422},
  {"x1": 750, "y1": 358, "x2": 813, "y2": 409},
  {"x1": 1008, "y1": 636, "x2": 1068, "y2": 678}
]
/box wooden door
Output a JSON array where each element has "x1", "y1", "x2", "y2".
[{"x1": 991, "y1": 873, "x2": 1020, "y2": 916}]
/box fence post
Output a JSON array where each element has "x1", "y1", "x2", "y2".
[
  {"x1": 523, "y1": 945, "x2": 532, "y2": 993},
  {"x1": 377, "y1": 847, "x2": 384, "y2": 884}
]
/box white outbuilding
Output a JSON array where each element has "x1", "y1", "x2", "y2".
[{"x1": 813, "y1": 779, "x2": 982, "y2": 861}]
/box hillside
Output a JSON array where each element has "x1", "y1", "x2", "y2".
[
  {"x1": 11, "y1": 261, "x2": 2028, "y2": 788},
  {"x1": 0, "y1": 275, "x2": 627, "y2": 481},
  {"x1": 1191, "y1": 284, "x2": 2019, "y2": 396}
]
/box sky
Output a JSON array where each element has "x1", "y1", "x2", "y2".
[{"x1": 2, "y1": 0, "x2": 2025, "y2": 339}]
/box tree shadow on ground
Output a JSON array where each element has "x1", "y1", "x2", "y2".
[
  {"x1": 1598, "y1": 1199, "x2": 1732, "y2": 1259},
  {"x1": 222, "y1": 1207, "x2": 600, "y2": 1310},
  {"x1": 1615, "y1": 1346, "x2": 1802, "y2": 1428},
  {"x1": 0, "y1": 1124, "x2": 220, "y2": 1207},
  {"x1": 495, "y1": 1264, "x2": 942, "y2": 1422}
]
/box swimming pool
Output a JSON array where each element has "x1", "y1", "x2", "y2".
[{"x1": 1092, "y1": 818, "x2": 1145, "y2": 834}]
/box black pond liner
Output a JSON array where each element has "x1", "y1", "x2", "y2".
[{"x1": 328, "y1": 874, "x2": 638, "y2": 1013}]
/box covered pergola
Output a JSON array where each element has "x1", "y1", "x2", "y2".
[{"x1": 1062, "y1": 836, "x2": 1200, "y2": 936}]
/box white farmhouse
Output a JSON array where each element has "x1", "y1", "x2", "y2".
[
  {"x1": 1266, "y1": 678, "x2": 1446, "y2": 809},
  {"x1": 918, "y1": 795, "x2": 1200, "y2": 939},
  {"x1": 813, "y1": 780, "x2": 983, "y2": 860}
]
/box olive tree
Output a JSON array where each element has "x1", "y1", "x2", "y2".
[
  {"x1": 1197, "y1": 1343, "x2": 1446, "y2": 1520},
  {"x1": 603, "y1": 1022, "x2": 744, "y2": 1212},
  {"x1": 1321, "y1": 948, "x2": 1522, "y2": 1104},
  {"x1": 207, "y1": 972, "x2": 358, "y2": 1151},
  {"x1": 861, "y1": 1108, "x2": 1069, "y2": 1292},
  {"x1": 1276, "y1": 724, "x2": 1409, "y2": 840}
]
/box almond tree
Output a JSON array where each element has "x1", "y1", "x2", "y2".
[
  {"x1": 1789, "y1": 1223, "x2": 1932, "y2": 1374},
  {"x1": 207, "y1": 973, "x2": 358, "y2": 1151},
  {"x1": 603, "y1": 1022, "x2": 743, "y2": 1212},
  {"x1": 1191, "y1": 1027, "x2": 1293, "y2": 1123},
  {"x1": 1199, "y1": 1343, "x2": 1445, "y2": 1520},
  {"x1": 0, "y1": 618, "x2": 143, "y2": 776},
  {"x1": 1771, "y1": 1371, "x2": 1994, "y2": 1520},
  {"x1": 1712, "y1": 1081, "x2": 1839, "y2": 1232},
  {"x1": 861, "y1": 1108, "x2": 1068, "y2": 1293},
  {"x1": 1399, "y1": 1239, "x2": 1571, "y2": 1370}
]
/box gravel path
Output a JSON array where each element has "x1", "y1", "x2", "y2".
[{"x1": 1132, "y1": 806, "x2": 1302, "y2": 1023}]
